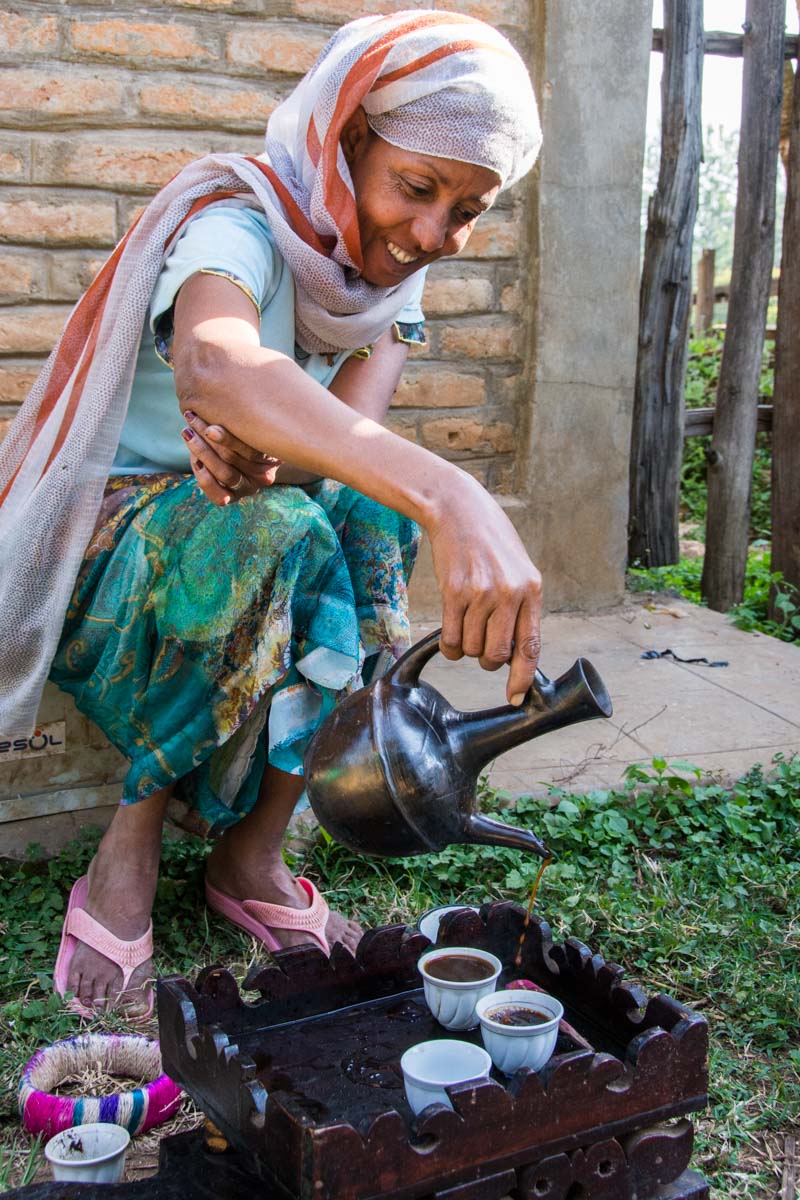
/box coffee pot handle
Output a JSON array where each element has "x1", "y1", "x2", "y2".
[
  {"x1": 391, "y1": 631, "x2": 553, "y2": 694},
  {"x1": 389, "y1": 628, "x2": 444, "y2": 686}
]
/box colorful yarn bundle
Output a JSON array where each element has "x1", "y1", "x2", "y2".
[{"x1": 18, "y1": 1034, "x2": 182, "y2": 1141}]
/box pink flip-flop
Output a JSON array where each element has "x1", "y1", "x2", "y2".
[
  {"x1": 204, "y1": 876, "x2": 330, "y2": 955},
  {"x1": 53, "y1": 876, "x2": 154, "y2": 1020}
]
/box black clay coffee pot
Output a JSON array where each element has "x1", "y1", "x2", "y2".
[{"x1": 304, "y1": 629, "x2": 613, "y2": 861}]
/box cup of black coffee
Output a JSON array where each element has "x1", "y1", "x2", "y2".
[
  {"x1": 418, "y1": 947, "x2": 502, "y2": 1031},
  {"x1": 475, "y1": 988, "x2": 563, "y2": 1073}
]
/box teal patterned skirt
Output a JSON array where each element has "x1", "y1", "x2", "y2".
[{"x1": 50, "y1": 474, "x2": 419, "y2": 835}]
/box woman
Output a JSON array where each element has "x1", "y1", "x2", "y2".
[{"x1": 0, "y1": 11, "x2": 543, "y2": 1017}]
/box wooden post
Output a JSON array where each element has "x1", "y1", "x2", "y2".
[
  {"x1": 701, "y1": 0, "x2": 784, "y2": 611},
  {"x1": 780, "y1": 61, "x2": 795, "y2": 175},
  {"x1": 628, "y1": 0, "x2": 704, "y2": 567},
  {"x1": 695, "y1": 248, "x2": 716, "y2": 334},
  {"x1": 779, "y1": 3, "x2": 800, "y2": 176},
  {"x1": 783, "y1": 1136, "x2": 797, "y2": 1200},
  {"x1": 771, "y1": 54, "x2": 800, "y2": 614}
]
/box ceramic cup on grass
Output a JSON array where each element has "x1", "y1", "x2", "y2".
[
  {"x1": 476, "y1": 988, "x2": 563, "y2": 1074},
  {"x1": 418, "y1": 946, "x2": 502, "y2": 1031},
  {"x1": 400, "y1": 1040, "x2": 492, "y2": 1115},
  {"x1": 45, "y1": 1123, "x2": 130, "y2": 1183}
]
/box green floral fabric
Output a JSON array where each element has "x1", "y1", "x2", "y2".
[{"x1": 50, "y1": 474, "x2": 418, "y2": 834}]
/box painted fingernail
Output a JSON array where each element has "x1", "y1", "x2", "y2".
[
  {"x1": 510, "y1": 692, "x2": 526, "y2": 707},
  {"x1": 181, "y1": 427, "x2": 193, "y2": 442},
  {"x1": 183, "y1": 410, "x2": 196, "y2": 422}
]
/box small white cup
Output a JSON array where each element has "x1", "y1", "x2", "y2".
[
  {"x1": 476, "y1": 988, "x2": 563, "y2": 1075},
  {"x1": 45, "y1": 1123, "x2": 130, "y2": 1184},
  {"x1": 418, "y1": 946, "x2": 502, "y2": 1031},
  {"x1": 400, "y1": 1039, "x2": 492, "y2": 1115},
  {"x1": 417, "y1": 905, "x2": 480, "y2": 943}
]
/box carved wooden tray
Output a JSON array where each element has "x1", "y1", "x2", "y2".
[{"x1": 157, "y1": 901, "x2": 709, "y2": 1200}]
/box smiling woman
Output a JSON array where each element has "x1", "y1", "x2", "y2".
[
  {"x1": 343, "y1": 110, "x2": 501, "y2": 285},
  {"x1": 0, "y1": 10, "x2": 542, "y2": 1018}
]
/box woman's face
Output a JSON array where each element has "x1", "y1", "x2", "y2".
[{"x1": 342, "y1": 110, "x2": 501, "y2": 288}]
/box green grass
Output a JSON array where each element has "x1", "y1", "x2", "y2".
[{"x1": 1, "y1": 757, "x2": 798, "y2": 1197}]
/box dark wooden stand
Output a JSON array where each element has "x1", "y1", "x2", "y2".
[
  {"x1": 155, "y1": 902, "x2": 709, "y2": 1200},
  {"x1": 4, "y1": 1130, "x2": 710, "y2": 1200},
  {"x1": 6, "y1": 903, "x2": 709, "y2": 1200}
]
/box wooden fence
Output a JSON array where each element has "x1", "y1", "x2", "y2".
[
  {"x1": 651, "y1": 29, "x2": 799, "y2": 57},
  {"x1": 693, "y1": 253, "x2": 779, "y2": 338},
  {"x1": 685, "y1": 250, "x2": 777, "y2": 440},
  {"x1": 629, "y1": 0, "x2": 794, "y2": 615},
  {"x1": 684, "y1": 405, "x2": 773, "y2": 438}
]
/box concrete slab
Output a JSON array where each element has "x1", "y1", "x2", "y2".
[
  {"x1": 0, "y1": 803, "x2": 119, "y2": 860},
  {"x1": 411, "y1": 597, "x2": 800, "y2": 796}
]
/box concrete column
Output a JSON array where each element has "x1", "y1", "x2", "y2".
[{"x1": 517, "y1": 0, "x2": 652, "y2": 610}]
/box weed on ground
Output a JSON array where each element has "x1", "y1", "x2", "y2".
[
  {"x1": 629, "y1": 550, "x2": 800, "y2": 644},
  {"x1": 1, "y1": 756, "x2": 798, "y2": 1198}
]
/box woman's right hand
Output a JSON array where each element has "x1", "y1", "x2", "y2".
[{"x1": 426, "y1": 473, "x2": 543, "y2": 706}]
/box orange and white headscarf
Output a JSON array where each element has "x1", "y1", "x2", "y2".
[{"x1": 0, "y1": 10, "x2": 541, "y2": 736}]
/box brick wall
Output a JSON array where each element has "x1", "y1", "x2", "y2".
[{"x1": 0, "y1": 0, "x2": 535, "y2": 491}]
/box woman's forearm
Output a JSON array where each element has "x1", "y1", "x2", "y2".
[
  {"x1": 172, "y1": 260, "x2": 544, "y2": 705},
  {"x1": 176, "y1": 334, "x2": 462, "y2": 530},
  {"x1": 268, "y1": 331, "x2": 408, "y2": 485}
]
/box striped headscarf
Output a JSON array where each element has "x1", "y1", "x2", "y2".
[{"x1": 0, "y1": 10, "x2": 541, "y2": 737}]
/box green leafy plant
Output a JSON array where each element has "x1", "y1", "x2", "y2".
[
  {"x1": 728, "y1": 548, "x2": 800, "y2": 642},
  {"x1": 627, "y1": 555, "x2": 704, "y2": 603},
  {"x1": 681, "y1": 334, "x2": 774, "y2": 540},
  {"x1": 629, "y1": 547, "x2": 800, "y2": 644}
]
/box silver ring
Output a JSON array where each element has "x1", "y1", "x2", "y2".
[{"x1": 230, "y1": 472, "x2": 245, "y2": 492}]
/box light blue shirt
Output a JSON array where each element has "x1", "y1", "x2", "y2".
[{"x1": 112, "y1": 204, "x2": 426, "y2": 474}]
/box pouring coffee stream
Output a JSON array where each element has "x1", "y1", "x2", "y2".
[{"x1": 304, "y1": 629, "x2": 613, "y2": 862}]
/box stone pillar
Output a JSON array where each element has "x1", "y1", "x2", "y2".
[{"x1": 517, "y1": 0, "x2": 652, "y2": 610}]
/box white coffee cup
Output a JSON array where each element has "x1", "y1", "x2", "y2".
[
  {"x1": 476, "y1": 988, "x2": 563, "y2": 1074},
  {"x1": 400, "y1": 1039, "x2": 492, "y2": 1114},
  {"x1": 45, "y1": 1123, "x2": 130, "y2": 1184},
  {"x1": 418, "y1": 946, "x2": 502, "y2": 1031}
]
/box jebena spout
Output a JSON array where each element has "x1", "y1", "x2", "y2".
[
  {"x1": 452, "y1": 657, "x2": 613, "y2": 776},
  {"x1": 465, "y1": 812, "x2": 552, "y2": 861}
]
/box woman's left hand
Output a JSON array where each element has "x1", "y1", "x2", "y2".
[{"x1": 181, "y1": 410, "x2": 282, "y2": 505}]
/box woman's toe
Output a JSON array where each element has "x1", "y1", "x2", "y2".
[
  {"x1": 114, "y1": 964, "x2": 151, "y2": 1015},
  {"x1": 124, "y1": 993, "x2": 149, "y2": 1018},
  {"x1": 342, "y1": 922, "x2": 362, "y2": 951},
  {"x1": 93, "y1": 979, "x2": 110, "y2": 1011},
  {"x1": 77, "y1": 974, "x2": 95, "y2": 1012}
]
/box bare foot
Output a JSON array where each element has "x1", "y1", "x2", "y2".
[
  {"x1": 206, "y1": 838, "x2": 362, "y2": 954},
  {"x1": 64, "y1": 839, "x2": 157, "y2": 1017}
]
